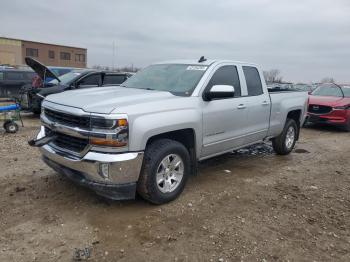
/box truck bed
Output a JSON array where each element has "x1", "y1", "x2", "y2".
[{"x1": 267, "y1": 90, "x2": 308, "y2": 137}]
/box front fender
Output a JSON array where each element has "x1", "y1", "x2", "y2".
[{"x1": 128, "y1": 109, "x2": 202, "y2": 156}]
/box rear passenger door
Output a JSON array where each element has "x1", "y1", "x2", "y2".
[
  {"x1": 242, "y1": 66, "x2": 270, "y2": 144},
  {"x1": 201, "y1": 65, "x2": 249, "y2": 158}
]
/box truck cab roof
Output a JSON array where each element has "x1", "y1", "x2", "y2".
[{"x1": 154, "y1": 59, "x2": 259, "y2": 67}]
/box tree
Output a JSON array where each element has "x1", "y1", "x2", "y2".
[
  {"x1": 320, "y1": 77, "x2": 335, "y2": 83},
  {"x1": 263, "y1": 69, "x2": 283, "y2": 83}
]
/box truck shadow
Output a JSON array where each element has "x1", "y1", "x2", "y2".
[{"x1": 198, "y1": 143, "x2": 274, "y2": 169}]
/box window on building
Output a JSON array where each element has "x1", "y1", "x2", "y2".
[
  {"x1": 0, "y1": 72, "x2": 4, "y2": 81},
  {"x1": 60, "y1": 52, "x2": 71, "y2": 60},
  {"x1": 75, "y1": 54, "x2": 85, "y2": 62},
  {"x1": 243, "y1": 66, "x2": 263, "y2": 96},
  {"x1": 206, "y1": 65, "x2": 241, "y2": 97},
  {"x1": 26, "y1": 48, "x2": 39, "y2": 57},
  {"x1": 48, "y1": 50, "x2": 55, "y2": 59}
]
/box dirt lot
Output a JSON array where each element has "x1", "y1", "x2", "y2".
[{"x1": 0, "y1": 115, "x2": 349, "y2": 262}]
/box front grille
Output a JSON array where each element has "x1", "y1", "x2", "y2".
[
  {"x1": 308, "y1": 104, "x2": 332, "y2": 114},
  {"x1": 44, "y1": 108, "x2": 90, "y2": 129},
  {"x1": 45, "y1": 127, "x2": 89, "y2": 154}
]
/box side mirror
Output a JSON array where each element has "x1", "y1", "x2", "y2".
[{"x1": 204, "y1": 85, "x2": 235, "y2": 101}]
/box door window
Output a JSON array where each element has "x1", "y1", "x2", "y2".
[
  {"x1": 24, "y1": 72, "x2": 35, "y2": 80},
  {"x1": 243, "y1": 66, "x2": 263, "y2": 96},
  {"x1": 78, "y1": 74, "x2": 100, "y2": 87},
  {"x1": 103, "y1": 75, "x2": 126, "y2": 85},
  {"x1": 5, "y1": 72, "x2": 24, "y2": 80},
  {"x1": 206, "y1": 65, "x2": 241, "y2": 97}
]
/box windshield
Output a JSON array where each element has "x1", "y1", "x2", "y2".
[
  {"x1": 341, "y1": 86, "x2": 350, "y2": 97},
  {"x1": 49, "y1": 71, "x2": 83, "y2": 85},
  {"x1": 121, "y1": 64, "x2": 208, "y2": 96},
  {"x1": 311, "y1": 83, "x2": 344, "y2": 97}
]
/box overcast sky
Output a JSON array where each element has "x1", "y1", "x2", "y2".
[{"x1": 1, "y1": 0, "x2": 350, "y2": 82}]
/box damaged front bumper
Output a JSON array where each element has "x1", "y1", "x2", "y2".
[{"x1": 36, "y1": 127, "x2": 144, "y2": 200}]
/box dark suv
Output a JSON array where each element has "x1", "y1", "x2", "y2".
[
  {"x1": 0, "y1": 69, "x2": 36, "y2": 98},
  {"x1": 22, "y1": 57, "x2": 132, "y2": 114}
]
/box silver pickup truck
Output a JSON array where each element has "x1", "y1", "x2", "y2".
[{"x1": 30, "y1": 59, "x2": 308, "y2": 204}]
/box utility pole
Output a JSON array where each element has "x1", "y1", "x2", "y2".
[{"x1": 112, "y1": 41, "x2": 115, "y2": 70}]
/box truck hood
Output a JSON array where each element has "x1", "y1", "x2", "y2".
[{"x1": 45, "y1": 86, "x2": 180, "y2": 114}]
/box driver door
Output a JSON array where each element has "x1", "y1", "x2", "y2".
[
  {"x1": 201, "y1": 65, "x2": 249, "y2": 158},
  {"x1": 76, "y1": 73, "x2": 101, "y2": 89}
]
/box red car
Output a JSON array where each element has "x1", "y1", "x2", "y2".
[{"x1": 307, "y1": 83, "x2": 350, "y2": 131}]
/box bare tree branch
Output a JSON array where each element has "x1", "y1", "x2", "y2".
[{"x1": 263, "y1": 69, "x2": 283, "y2": 84}]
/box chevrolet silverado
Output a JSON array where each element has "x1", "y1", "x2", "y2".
[{"x1": 29, "y1": 58, "x2": 308, "y2": 204}]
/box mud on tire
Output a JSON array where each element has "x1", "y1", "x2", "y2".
[
  {"x1": 272, "y1": 118, "x2": 298, "y2": 155},
  {"x1": 137, "y1": 139, "x2": 191, "y2": 204}
]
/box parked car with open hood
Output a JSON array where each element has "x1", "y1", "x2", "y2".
[
  {"x1": 307, "y1": 83, "x2": 350, "y2": 131},
  {"x1": 21, "y1": 57, "x2": 132, "y2": 114}
]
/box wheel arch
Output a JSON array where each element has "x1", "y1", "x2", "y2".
[{"x1": 145, "y1": 128, "x2": 198, "y2": 176}]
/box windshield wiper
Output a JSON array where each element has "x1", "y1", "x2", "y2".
[{"x1": 121, "y1": 86, "x2": 155, "y2": 91}]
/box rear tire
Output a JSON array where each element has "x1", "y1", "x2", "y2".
[
  {"x1": 137, "y1": 139, "x2": 191, "y2": 204},
  {"x1": 3, "y1": 120, "x2": 12, "y2": 130},
  {"x1": 272, "y1": 119, "x2": 298, "y2": 155}
]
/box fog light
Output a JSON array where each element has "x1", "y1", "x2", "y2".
[{"x1": 99, "y1": 163, "x2": 110, "y2": 179}]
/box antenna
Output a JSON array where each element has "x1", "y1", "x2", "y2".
[{"x1": 198, "y1": 56, "x2": 207, "y2": 63}]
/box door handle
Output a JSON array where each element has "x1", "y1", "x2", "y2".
[
  {"x1": 237, "y1": 104, "x2": 246, "y2": 109},
  {"x1": 262, "y1": 101, "x2": 269, "y2": 105}
]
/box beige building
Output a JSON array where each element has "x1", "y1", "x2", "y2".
[{"x1": 0, "y1": 37, "x2": 87, "y2": 68}]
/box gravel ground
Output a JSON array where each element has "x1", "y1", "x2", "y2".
[{"x1": 0, "y1": 115, "x2": 349, "y2": 262}]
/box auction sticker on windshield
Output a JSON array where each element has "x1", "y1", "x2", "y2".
[{"x1": 186, "y1": 66, "x2": 207, "y2": 71}]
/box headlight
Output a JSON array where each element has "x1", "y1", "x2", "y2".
[
  {"x1": 333, "y1": 105, "x2": 350, "y2": 110},
  {"x1": 89, "y1": 118, "x2": 128, "y2": 148}
]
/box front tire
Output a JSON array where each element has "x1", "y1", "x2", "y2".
[
  {"x1": 137, "y1": 139, "x2": 191, "y2": 204},
  {"x1": 272, "y1": 119, "x2": 298, "y2": 155}
]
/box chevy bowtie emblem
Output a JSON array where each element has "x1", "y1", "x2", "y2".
[{"x1": 313, "y1": 105, "x2": 319, "y2": 110}]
